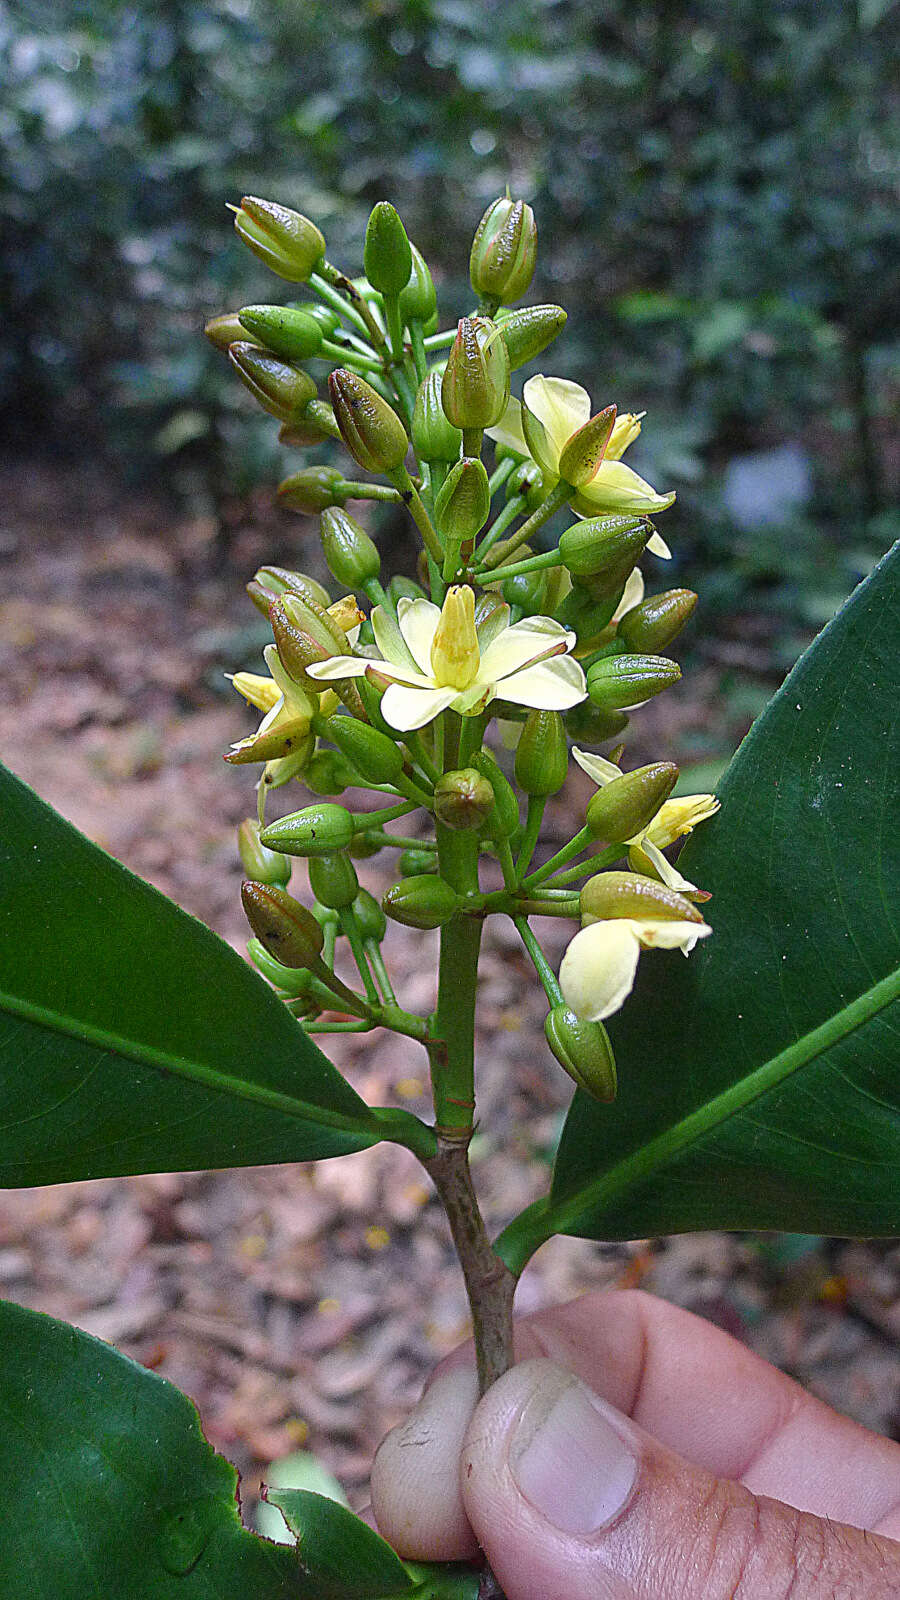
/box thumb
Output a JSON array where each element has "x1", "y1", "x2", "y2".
[{"x1": 459, "y1": 1358, "x2": 900, "y2": 1600}]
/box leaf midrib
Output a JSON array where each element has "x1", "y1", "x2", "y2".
[
  {"x1": 0, "y1": 988, "x2": 375, "y2": 1140},
  {"x1": 508, "y1": 964, "x2": 900, "y2": 1262}
]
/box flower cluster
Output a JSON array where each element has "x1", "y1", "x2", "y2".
[{"x1": 209, "y1": 189, "x2": 717, "y2": 1104}]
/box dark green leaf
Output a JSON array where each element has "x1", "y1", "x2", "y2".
[
  {"x1": 0, "y1": 1298, "x2": 302, "y2": 1599},
  {"x1": 266, "y1": 1491, "x2": 415, "y2": 1596},
  {"x1": 0, "y1": 763, "x2": 382, "y2": 1183},
  {"x1": 507, "y1": 545, "x2": 900, "y2": 1257}
]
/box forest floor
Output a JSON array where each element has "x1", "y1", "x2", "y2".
[{"x1": 2, "y1": 459, "x2": 897, "y2": 1523}]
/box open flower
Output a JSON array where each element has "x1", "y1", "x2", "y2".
[
  {"x1": 487, "y1": 376, "x2": 674, "y2": 541},
  {"x1": 306, "y1": 586, "x2": 586, "y2": 732},
  {"x1": 227, "y1": 645, "x2": 317, "y2": 788},
  {"x1": 559, "y1": 910, "x2": 711, "y2": 1022},
  {"x1": 573, "y1": 747, "x2": 719, "y2": 892}
]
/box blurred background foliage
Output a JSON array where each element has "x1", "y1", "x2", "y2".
[{"x1": 2, "y1": 0, "x2": 897, "y2": 645}]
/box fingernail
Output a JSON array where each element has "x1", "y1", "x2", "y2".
[{"x1": 509, "y1": 1371, "x2": 638, "y2": 1533}]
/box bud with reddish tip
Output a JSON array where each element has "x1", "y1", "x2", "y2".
[
  {"x1": 441, "y1": 317, "x2": 510, "y2": 431},
  {"x1": 232, "y1": 196, "x2": 325, "y2": 282},
  {"x1": 247, "y1": 566, "x2": 331, "y2": 619},
  {"x1": 228, "y1": 342, "x2": 316, "y2": 423},
  {"x1": 240, "y1": 881, "x2": 325, "y2": 967},
  {"x1": 470, "y1": 196, "x2": 537, "y2": 306},
  {"x1": 558, "y1": 405, "x2": 617, "y2": 488},
  {"x1": 434, "y1": 768, "x2": 495, "y2": 831},
  {"x1": 544, "y1": 1005, "x2": 617, "y2": 1102},
  {"x1": 329, "y1": 369, "x2": 409, "y2": 474}
]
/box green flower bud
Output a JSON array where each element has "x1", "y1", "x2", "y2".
[
  {"x1": 277, "y1": 465, "x2": 347, "y2": 514},
  {"x1": 558, "y1": 406, "x2": 617, "y2": 489},
  {"x1": 205, "y1": 312, "x2": 263, "y2": 351},
  {"x1": 352, "y1": 887, "x2": 387, "y2": 943},
  {"x1": 565, "y1": 702, "x2": 629, "y2": 743},
  {"x1": 247, "y1": 937, "x2": 316, "y2": 998},
  {"x1": 240, "y1": 881, "x2": 325, "y2": 966},
  {"x1": 472, "y1": 749, "x2": 520, "y2": 838},
  {"x1": 434, "y1": 768, "x2": 495, "y2": 831},
  {"x1": 225, "y1": 720, "x2": 314, "y2": 769},
  {"x1": 515, "y1": 710, "x2": 569, "y2": 796},
  {"x1": 329, "y1": 369, "x2": 409, "y2": 474},
  {"x1": 470, "y1": 196, "x2": 537, "y2": 306},
  {"x1": 544, "y1": 1005, "x2": 617, "y2": 1102},
  {"x1": 506, "y1": 460, "x2": 545, "y2": 511},
  {"x1": 303, "y1": 302, "x2": 341, "y2": 336},
  {"x1": 398, "y1": 847, "x2": 438, "y2": 876},
  {"x1": 382, "y1": 875, "x2": 460, "y2": 929},
  {"x1": 558, "y1": 515, "x2": 650, "y2": 579},
  {"x1": 617, "y1": 589, "x2": 698, "y2": 654},
  {"x1": 308, "y1": 850, "x2": 359, "y2": 910},
  {"x1": 323, "y1": 713, "x2": 404, "y2": 785},
  {"x1": 580, "y1": 870, "x2": 703, "y2": 926},
  {"x1": 260, "y1": 802, "x2": 355, "y2": 857},
  {"x1": 364, "y1": 201, "x2": 413, "y2": 298},
  {"x1": 304, "y1": 749, "x2": 352, "y2": 796},
  {"x1": 586, "y1": 654, "x2": 681, "y2": 711},
  {"x1": 389, "y1": 575, "x2": 426, "y2": 605},
  {"x1": 238, "y1": 304, "x2": 324, "y2": 361},
  {"x1": 496, "y1": 305, "x2": 567, "y2": 370},
  {"x1": 228, "y1": 342, "x2": 317, "y2": 423},
  {"x1": 278, "y1": 405, "x2": 340, "y2": 448},
  {"x1": 487, "y1": 544, "x2": 551, "y2": 616},
  {"x1": 434, "y1": 457, "x2": 491, "y2": 549},
  {"x1": 232, "y1": 196, "x2": 325, "y2": 283},
  {"x1": 319, "y1": 507, "x2": 381, "y2": 587},
  {"x1": 398, "y1": 243, "x2": 437, "y2": 325},
  {"x1": 279, "y1": 592, "x2": 351, "y2": 656},
  {"x1": 412, "y1": 370, "x2": 463, "y2": 463},
  {"x1": 238, "y1": 819, "x2": 292, "y2": 885},
  {"x1": 585, "y1": 763, "x2": 679, "y2": 843},
  {"x1": 441, "y1": 317, "x2": 510, "y2": 431}
]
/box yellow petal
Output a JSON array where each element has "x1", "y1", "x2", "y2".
[{"x1": 559, "y1": 921, "x2": 642, "y2": 1021}]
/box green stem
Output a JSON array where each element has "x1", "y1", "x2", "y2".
[
  {"x1": 482, "y1": 481, "x2": 570, "y2": 568},
  {"x1": 309, "y1": 270, "x2": 371, "y2": 337},
  {"x1": 304, "y1": 1018, "x2": 371, "y2": 1034},
  {"x1": 409, "y1": 321, "x2": 428, "y2": 383},
  {"x1": 513, "y1": 916, "x2": 564, "y2": 1004},
  {"x1": 341, "y1": 907, "x2": 381, "y2": 1006},
  {"x1": 423, "y1": 328, "x2": 457, "y2": 352},
  {"x1": 513, "y1": 896, "x2": 580, "y2": 918},
  {"x1": 521, "y1": 825, "x2": 593, "y2": 889},
  {"x1": 496, "y1": 964, "x2": 900, "y2": 1275},
  {"x1": 391, "y1": 468, "x2": 443, "y2": 564},
  {"x1": 471, "y1": 549, "x2": 563, "y2": 585},
  {"x1": 496, "y1": 837, "x2": 518, "y2": 892},
  {"x1": 538, "y1": 844, "x2": 624, "y2": 890},
  {"x1": 356, "y1": 829, "x2": 436, "y2": 851},
  {"x1": 345, "y1": 481, "x2": 404, "y2": 503},
  {"x1": 405, "y1": 730, "x2": 441, "y2": 785},
  {"x1": 431, "y1": 785, "x2": 483, "y2": 1132},
  {"x1": 516, "y1": 795, "x2": 547, "y2": 877},
  {"x1": 353, "y1": 800, "x2": 418, "y2": 830},
  {"x1": 463, "y1": 427, "x2": 484, "y2": 457},
  {"x1": 366, "y1": 941, "x2": 397, "y2": 1005},
  {"x1": 487, "y1": 458, "x2": 515, "y2": 496},
  {"x1": 320, "y1": 338, "x2": 383, "y2": 373},
  {"x1": 473, "y1": 494, "x2": 526, "y2": 562}
]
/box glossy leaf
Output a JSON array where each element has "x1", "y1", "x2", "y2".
[
  {"x1": 266, "y1": 1491, "x2": 416, "y2": 1596},
  {"x1": 0, "y1": 1298, "x2": 303, "y2": 1598},
  {"x1": 0, "y1": 763, "x2": 390, "y2": 1184},
  {"x1": 504, "y1": 545, "x2": 900, "y2": 1259}
]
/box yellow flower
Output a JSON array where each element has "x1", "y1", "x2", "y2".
[
  {"x1": 559, "y1": 910, "x2": 711, "y2": 1022},
  {"x1": 228, "y1": 644, "x2": 316, "y2": 789},
  {"x1": 306, "y1": 586, "x2": 587, "y2": 732},
  {"x1": 487, "y1": 376, "x2": 674, "y2": 541},
  {"x1": 572, "y1": 746, "x2": 719, "y2": 892}
]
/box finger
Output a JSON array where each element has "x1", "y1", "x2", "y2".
[
  {"x1": 370, "y1": 1363, "x2": 481, "y2": 1560},
  {"x1": 461, "y1": 1358, "x2": 900, "y2": 1600},
  {"x1": 434, "y1": 1289, "x2": 900, "y2": 1533}
]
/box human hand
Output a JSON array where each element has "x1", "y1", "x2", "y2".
[{"x1": 371, "y1": 1289, "x2": 900, "y2": 1598}]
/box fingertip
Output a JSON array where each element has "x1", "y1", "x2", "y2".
[{"x1": 370, "y1": 1364, "x2": 481, "y2": 1561}]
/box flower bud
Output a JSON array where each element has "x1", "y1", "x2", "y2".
[
  {"x1": 470, "y1": 196, "x2": 537, "y2": 305},
  {"x1": 506, "y1": 460, "x2": 545, "y2": 511},
  {"x1": 279, "y1": 591, "x2": 351, "y2": 656},
  {"x1": 352, "y1": 888, "x2": 387, "y2": 943},
  {"x1": 434, "y1": 458, "x2": 491, "y2": 549},
  {"x1": 232, "y1": 196, "x2": 325, "y2": 283},
  {"x1": 389, "y1": 574, "x2": 426, "y2": 605},
  {"x1": 228, "y1": 342, "x2": 317, "y2": 423},
  {"x1": 323, "y1": 713, "x2": 404, "y2": 785},
  {"x1": 240, "y1": 881, "x2": 325, "y2": 967},
  {"x1": 496, "y1": 305, "x2": 567, "y2": 369},
  {"x1": 398, "y1": 243, "x2": 437, "y2": 325},
  {"x1": 308, "y1": 850, "x2": 359, "y2": 910},
  {"x1": 558, "y1": 515, "x2": 650, "y2": 579},
  {"x1": 565, "y1": 702, "x2": 629, "y2": 742},
  {"x1": 304, "y1": 302, "x2": 341, "y2": 336},
  {"x1": 364, "y1": 201, "x2": 413, "y2": 297},
  {"x1": 585, "y1": 763, "x2": 679, "y2": 843},
  {"x1": 319, "y1": 506, "x2": 381, "y2": 587},
  {"x1": 238, "y1": 304, "x2": 324, "y2": 361},
  {"x1": 205, "y1": 312, "x2": 263, "y2": 351},
  {"x1": 441, "y1": 317, "x2": 510, "y2": 431},
  {"x1": 544, "y1": 1005, "x2": 617, "y2": 1102},
  {"x1": 558, "y1": 406, "x2": 617, "y2": 489},
  {"x1": 249, "y1": 566, "x2": 332, "y2": 614},
  {"x1": 515, "y1": 710, "x2": 569, "y2": 796},
  {"x1": 329, "y1": 369, "x2": 409, "y2": 474},
  {"x1": 277, "y1": 465, "x2": 347, "y2": 514},
  {"x1": 260, "y1": 803, "x2": 355, "y2": 857},
  {"x1": 238, "y1": 818, "x2": 292, "y2": 885},
  {"x1": 472, "y1": 749, "x2": 520, "y2": 838},
  {"x1": 247, "y1": 937, "x2": 317, "y2": 998},
  {"x1": 580, "y1": 870, "x2": 703, "y2": 926},
  {"x1": 382, "y1": 875, "x2": 460, "y2": 929},
  {"x1": 434, "y1": 768, "x2": 495, "y2": 831},
  {"x1": 304, "y1": 749, "x2": 353, "y2": 795},
  {"x1": 278, "y1": 406, "x2": 340, "y2": 448},
  {"x1": 586, "y1": 654, "x2": 681, "y2": 711},
  {"x1": 412, "y1": 370, "x2": 463, "y2": 463},
  {"x1": 399, "y1": 847, "x2": 438, "y2": 877},
  {"x1": 617, "y1": 589, "x2": 698, "y2": 653},
  {"x1": 225, "y1": 719, "x2": 315, "y2": 769}
]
